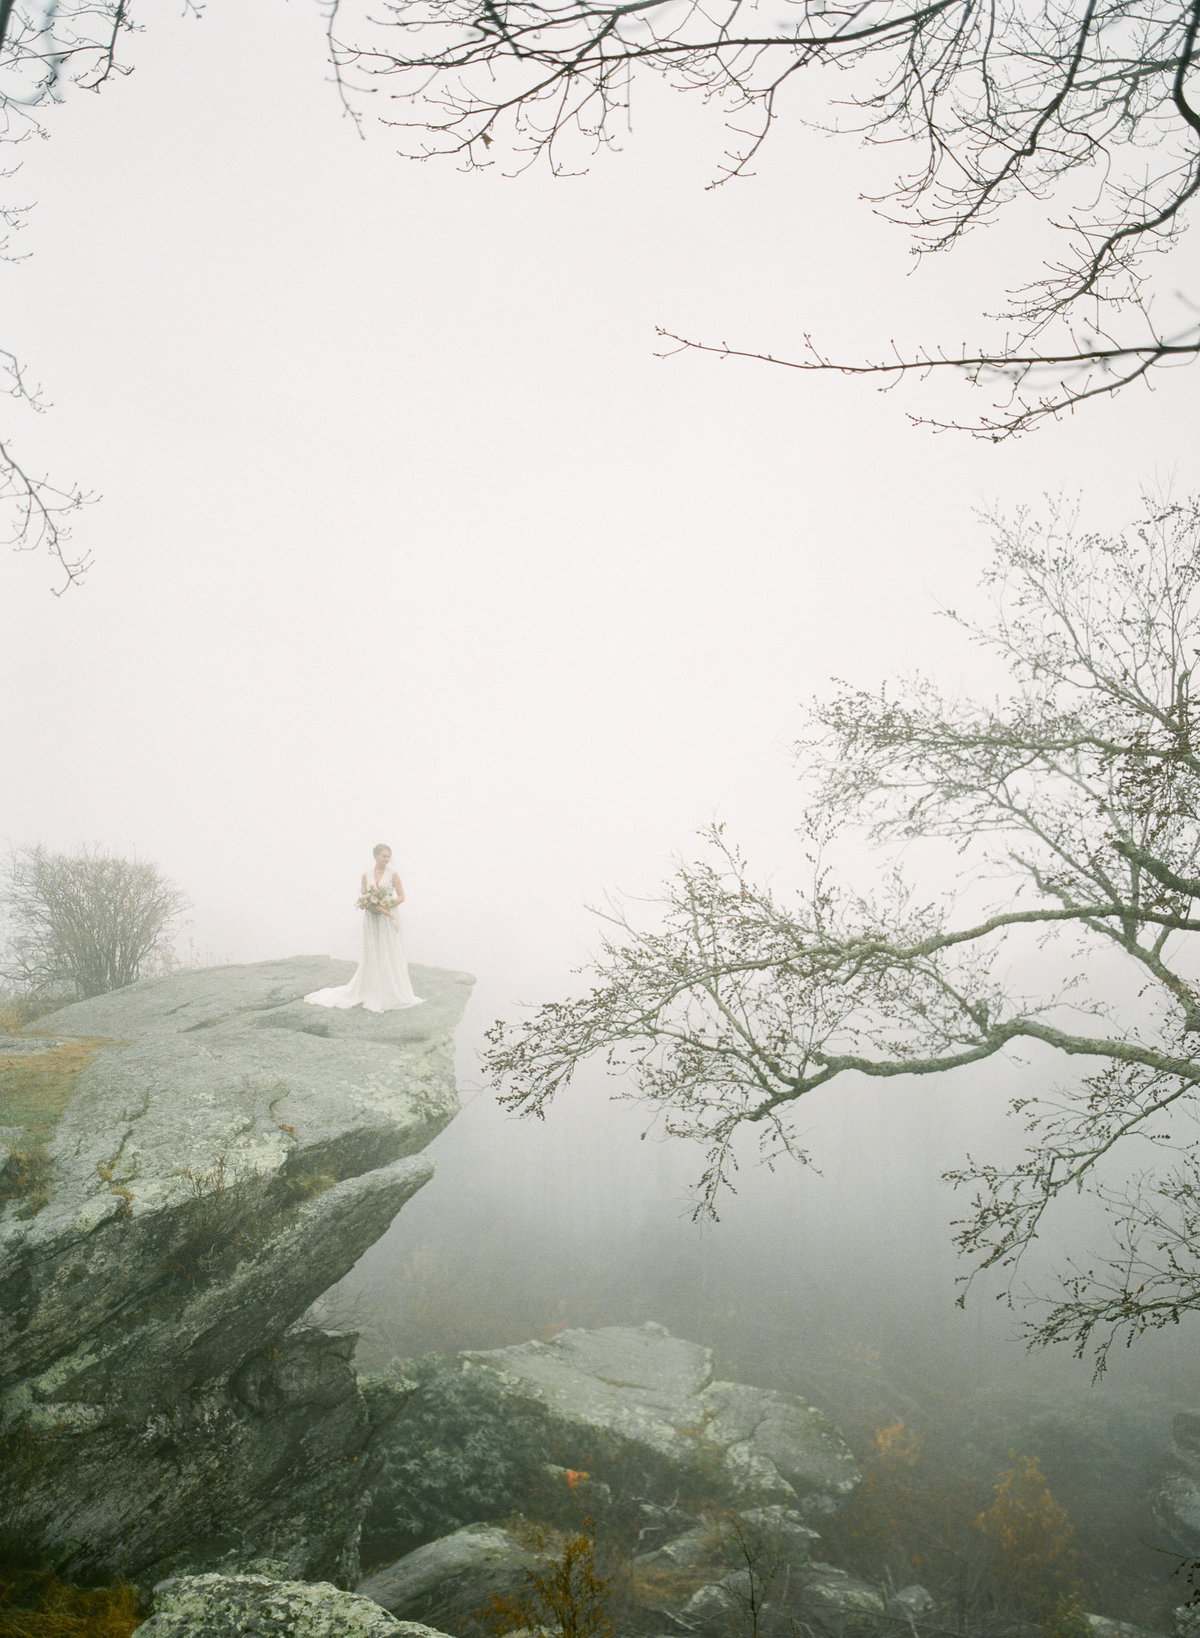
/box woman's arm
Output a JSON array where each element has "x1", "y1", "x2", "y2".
[{"x1": 391, "y1": 872, "x2": 406, "y2": 904}]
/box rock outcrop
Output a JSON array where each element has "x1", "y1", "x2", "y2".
[
  {"x1": 133, "y1": 1572, "x2": 452, "y2": 1638},
  {"x1": 795, "y1": 1563, "x2": 887, "y2": 1631},
  {"x1": 0, "y1": 957, "x2": 472, "y2": 1585},
  {"x1": 461, "y1": 1322, "x2": 859, "y2": 1516},
  {"x1": 358, "y1": 1326, "x2": 854, "y2": 1633},
  {"x1": 358, "y1": 1524, "x2": 542, "y2": 1624},
  {"x1": 1154, "y1": 1410, "x2": 1200, "y2": 1558}
]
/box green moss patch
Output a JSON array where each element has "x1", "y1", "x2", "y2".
[{"x1": 0, "y1": 1038, "x2": 110, "y2": 1212}]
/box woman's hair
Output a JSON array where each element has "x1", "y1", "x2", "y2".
[{"x1": 372, "y1": 842, "x2": 391, "y2": 857}]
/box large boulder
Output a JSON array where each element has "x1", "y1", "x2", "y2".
[
  {"x1": 795, "y1": 1564, "x2": 887, "y2": 1633},
  {"x1": 1153, "y1": 1411, "x2": 1200, "y2": 1556},
  {"x1": 0, "y1": 957, "x2": 472, "y2": 1584},
  {"x1": 460, "y1": 1323, "x2": 859, "y2": 1517},
  {"x1": 683, "y1": 1570, "x2": 758, "y2": 1627},
  {"x1": 631, "y1": 1508, "x2": 819, "y2": 1612},
  {"x1": 133, "y1": 1572, "x2": 452, "y2": 1637},
  {"x1": 358, "y1": 1523, "x2": 542, "y2": 1624},
  {"x1": 738, "y1": 1506, "x2": 822, "y2": 1568}
]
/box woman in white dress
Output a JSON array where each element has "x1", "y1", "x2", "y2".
[{"x1": 304, "y1": 843, "x2": 423, "y2": 1012}]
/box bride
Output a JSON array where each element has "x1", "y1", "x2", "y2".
[{"x1": 304, "y1": 843, "x2": 424, "y2": 1012}]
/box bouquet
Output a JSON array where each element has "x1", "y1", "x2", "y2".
[{"x1": 357, "y1": 884, "x2": 399, "y2": 915}]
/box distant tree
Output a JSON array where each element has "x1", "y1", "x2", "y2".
[
  {"x1": 1, "y1": 845, "x2": 187, "y2": 1002},
  {"x1": 486, "y1": 495, "x2": 1200, "y2": 1371}
]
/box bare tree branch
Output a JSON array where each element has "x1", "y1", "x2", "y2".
[
  {"x1": 0, "y1": 3, "x2": 140, "y2": 586},
  {"x1": 322, "y1": 0, "x2": 1200, "y2": 432},
  {"x1": 486, "y1": 495, "x2": 1200, "y2": 1370},
  {"x1": 8, "y1": 0, "x2": 1200, "y2": 575},
  {"x1": 654, "y1": 322, "x2": 1200, "y2": 440}
]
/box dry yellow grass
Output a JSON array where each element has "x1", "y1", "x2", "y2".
[
  {"x1": 0, "y1": 1038, "x2": 109, "y2": 1149},
  {"x1": 0, "y1": 1573, "x2": 143, "y2": 1638},
  {"x1": 0, "y1": 1037, "x2": 110, "y2": 1211}
]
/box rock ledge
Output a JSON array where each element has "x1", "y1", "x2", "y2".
[{"x1": 0, "y1": 956, "x2": 472, "y2": 1584}]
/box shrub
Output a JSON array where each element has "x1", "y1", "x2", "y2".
[
  {"x1": 1042, "y1": 1590, "x2": 1092, "y2": 1638},
  {"x1": 163, "y1": 1150, "x2": 339, "y2": 1280},
  {"x1": 0, "y1": 1150, "x2": 52, "y2": 1216},
  {"x1": 818, "y1": 1415, "x2": 980, "y2": 1592},
  {"x1": 975, "y1": 1454, "x2": 1077, "y2": 1617},
  {"x1": 1, "y1": 845, "x2": 186, "y2": 1003},
  {"x1": 166, "y1": 1153, "x2": 267, "y2": 1274},
  {"x1": 0, "y1": 992, "x2": 49, "y2": 1031},
  {"x1": 482, "y1": 1522, "x2": 614, "y2": 1638}
]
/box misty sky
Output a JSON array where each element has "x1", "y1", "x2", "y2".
[{"x1": 3, "y1": 2, "x2": 1199, "y2": 1378}]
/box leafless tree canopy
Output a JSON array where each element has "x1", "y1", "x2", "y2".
[
  {"x1": 486, "y1": 496, "x2": 1200, "y2": 1369},
  {"x1": 0, "y1": 1, "x2": 138, "y2": 588},
  {"x1": 1, "y1": 844, "x2": 187, "y2": 1001},
  {"x1": 2, "y1": 1, "x2": 1200, "y2": 546},
  {"x1": 323, "y1": 0, "x2": 1200, "y2": 434}
]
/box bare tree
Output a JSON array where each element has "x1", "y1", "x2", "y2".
[
  {"x1": 4, "y1": 1, "x2": 1200, "y2": 530},
  {"x1": 0, "y1": 1, "x2": 140, "y2": 589},
  {"x1": 324, "y1": 0, "x2": 1200, "y2": 436},
  {"x1": 486, "y1": 495, "x2": 1200, "y2": 1371},
  {"x1": 1, "y1": 844, "x2": 187, "y2": 1002}
]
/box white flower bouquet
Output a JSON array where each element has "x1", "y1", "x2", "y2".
[{"x1": 357, "y1": 884, "x2": 399, "y2": 915}]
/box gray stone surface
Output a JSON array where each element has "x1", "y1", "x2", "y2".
[
  {"x1": 358, "y1": 1524, "x2": 542, "y2": 1623},
  {"x1": 1083, "y1": 1619, "x2": 1166, "y2": 1638},
  {"x1": 638, "y1": 1507, "x2": 822, "y2": 1625},
  {"x1": 797, "y1": 1564, "x2": 887, "y2": 1630},
  {"x1": 631, "y1": 1506, "x2": 816, "y2": 1604},
  {"x1": 737, "y1": 1506, "x2": 821, "y2": 1568},
  {"x1": 1157, "y1": 1473, "x2": 1200, "y2": 1554},
  {"x1": 683, "y1": 1570, "x2": 755, "y2": 1625},
  {"x1": 0, "y1": 957, "x2": 472, "y2": 1583},
  {"x1": 134, "y1": 1572, "x2": 451, "y2": 1637},
  {"x1": 635, "y1": 1523, "x2": 723, "y2": 1573},
  {"x1": 461, "y1": 1322, "x2": 859, "y2": 1515},
  {"x1": 632, "y1": 1521, "x2": 735, "y2": 1612},
  {"x1": 1154, "y1": 1411, "x2": 1200, "y2": 1557},
  {"x1": 633, "y1": 1502, "x2": 703, "y2": 1558},
  {"x1": 892, "y1": 1584, "x2": 935, "y2": 1615}
]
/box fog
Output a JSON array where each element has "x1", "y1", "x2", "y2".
[{"x1": 2, "y1": 0, "x2": 1198, "y2": 1478}]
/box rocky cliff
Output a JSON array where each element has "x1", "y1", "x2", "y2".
[
  {"x1": 0, "y1": 956, "x2": 473, "y2": 1586},
  {"x1": 460, "y1": 1323, "x2": 860, "y2": 1514}
]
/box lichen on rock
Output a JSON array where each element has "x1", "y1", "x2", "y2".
[
  {"x1": 0, "y1": 956, "x2": 473, "y2": 1585},
  {"x1": 357, "y1": 1523, "x2": 543, "y2": 1624},
  {"x1": 460, "y1": 1322, "x2": 860, "y2": 1515},
  {"x1": 133, "y1": 1572, "x2": 451, "y2": 1638}
]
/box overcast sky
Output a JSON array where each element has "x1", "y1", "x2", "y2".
[{"x1": 3, "y1": 1, "x2": 1198, "y2": 1377}]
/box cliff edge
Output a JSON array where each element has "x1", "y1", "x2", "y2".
[{"x1": 0, "y1": 956, "x2": 473, "y2": 1586}]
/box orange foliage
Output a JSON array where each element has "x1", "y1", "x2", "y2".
[
  {"x1": 975, "y1": 1454, "x2": 1077, "y2": 1616},
  {"x1": 483, "y1": 1521, "x2": 614, "y2": 1638},
  {"x1": 873, "y1": 1419, "x2": 921, "y2": 1465}
]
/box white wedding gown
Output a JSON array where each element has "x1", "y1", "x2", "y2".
[{"x1": 304, "y1": 873, "x2": 424, "y2": 1013}]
